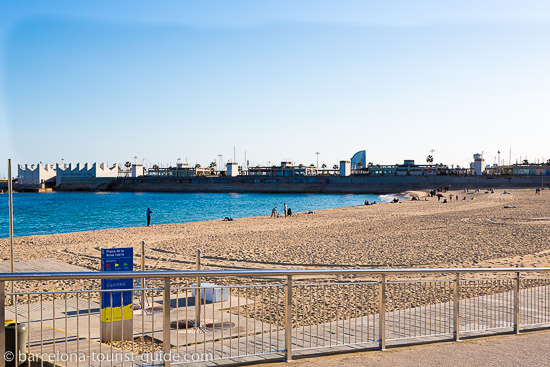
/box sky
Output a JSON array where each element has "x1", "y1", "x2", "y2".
[{"x1": 1, "y1": 0, "x2": 550, "y2": 177}]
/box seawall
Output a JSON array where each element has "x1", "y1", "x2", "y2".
[{"x1": 56, "y1": 175, "x2": 547, "y2": 194}]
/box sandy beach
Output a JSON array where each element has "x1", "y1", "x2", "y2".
[
  {"x1": 2, "y1": 188, "x2": 549, "y2": 271},
  {"x1": 1, "y1": 188, "x2": 549, "y2": 326}
]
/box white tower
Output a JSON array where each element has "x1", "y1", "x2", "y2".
[{"x1": 473, "y1": 153, "x2": 485, "y2": 176}]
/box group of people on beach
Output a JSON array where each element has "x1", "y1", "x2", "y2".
[
  {"x1": 271, "y1": 203, "x2": 292, "y2": 218},
  {"x1": 428, "y1": 186, "x2": 450, "y2": 197}
]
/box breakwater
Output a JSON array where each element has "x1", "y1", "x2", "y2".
[{"x1": 56, "y1": 175, "x2": 547, "y2": 194}]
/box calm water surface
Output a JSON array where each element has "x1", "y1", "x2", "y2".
[{"x1": 0, "y1": 192, "x2": 389, "y2": 238}]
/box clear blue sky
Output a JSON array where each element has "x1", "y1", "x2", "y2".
[{"x1": 1, "y1": 0, "x2": 550, "y2": 177}]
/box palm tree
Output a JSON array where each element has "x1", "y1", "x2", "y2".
[
  {"x1": 195, "y1": 163, "x2": 201, "y2": 169},
  {"x1": 357, "y1": 162, "x2": 363, "y2": 169},
  {"x1": 333, "y1": 165, "x2": 338, "y2": 170},
  {"x1": 152, "y1": 164, "x2": 159, "y2": 170},
  {"x1": 125, "y1": 161, "x2": 131, "y2": 169},
  {"x1": 426, "y1": 155, "x2": 434, "y2": 163},
  {"x1": 523, "y1": 159, "x2": 529, "y2": 165},
  {"x1": 321, "y1": 164, "x2": 327, "y2": 168}
]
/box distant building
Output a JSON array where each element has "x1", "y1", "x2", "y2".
[
  {"x1": 497, "y1": 163, "x2": 550, "y2": 176},
  {"x1": 131, "y1": 164, "x2": 144, "y2": 178},
  {"x1": 248, "y1": 162, "x2": 317, "y2": 177},
  {"x1": 471, "y1": 154, "x2": 485, "y2": 176},
  {"x1": 350, "y1": 150, "x2": 367, "y2": 169},
  {"x1": 56, "y1": 163, "x2": 119, "y2": 185},
  {"x1": 147, "y1": 165, "x2": 211, "y2": 177},
  {"x1": 362, "y1": 161, "x2": 448, "y2": 176},
  {"x1": 18, "y1": 164, "x2": 57, "y2": 187},
  {"x1": 339, "y1": 161, "x2": 351, "y2": 177},
  {"x1": 227, "y1": 163, "x2": 239, "y2": 177}
]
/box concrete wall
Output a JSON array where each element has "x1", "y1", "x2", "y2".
[{"x1": 80, "y1": 174, "x2": 549, "y2": 194}]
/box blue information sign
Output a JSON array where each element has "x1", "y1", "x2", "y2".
[{"x1": 100, "y1": 248, "x2": 133, "y2": 322}]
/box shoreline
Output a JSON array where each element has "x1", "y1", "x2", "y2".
[{"x1": 0, "y1": 191, "x2": 398, "y2": 239}]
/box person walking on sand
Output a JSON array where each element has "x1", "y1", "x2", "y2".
[
  {"x1": 284, "y1": 203, "x2": 287, "y2": 217},
  {"x1": 271, "y1": 207, "x2": 278, "y2": 218},
  {"x1": 146, "y1": 207, "x2": 154, "y2": 226}
]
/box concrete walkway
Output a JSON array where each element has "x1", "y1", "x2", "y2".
[{"x1": 264, "y1": 330, "x2": 550, "y2": 367}]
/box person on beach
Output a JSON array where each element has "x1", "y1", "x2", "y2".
[
  {"x1": 284, "y1": 203, "x2": 287, "y2": 217},
  {"x1": 271, "y1": 207, "x2": 278, "y2": 217},
  {"x1": 146, "y1": 207, "x2": 154, "y2": 226},
  {"x1": 287, "y1": 208, "x2": 292, "y2": 216}
]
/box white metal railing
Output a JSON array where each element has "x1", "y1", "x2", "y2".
[{"x1": 1, "y1": 268, "x2": 549, "y2": 366}]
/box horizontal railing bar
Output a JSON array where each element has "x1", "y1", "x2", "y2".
[
  {"x1": 173, "y1": 284, "x2": 286, "y2": 290},
  {"x1": 1, "y1": 267, "x2": 550, "y2": 281},
  {"x1": 6, "y1": 287, "x2": 164, "y2": 296},
  {"x1": 294, "y1": 281, "x2": 379, "y2": 286}
]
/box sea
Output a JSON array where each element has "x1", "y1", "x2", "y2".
[{"x1": 0, "y1": 192, "x2": 389, "y2": 238}]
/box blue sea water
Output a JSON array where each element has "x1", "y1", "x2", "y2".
[{"x1": 0, "y1": 192, "x2": 388, "y2": 238}]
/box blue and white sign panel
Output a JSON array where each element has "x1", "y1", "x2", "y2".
[{"x1": 100, "y1": 248, "x2": 133, "y2": 322}]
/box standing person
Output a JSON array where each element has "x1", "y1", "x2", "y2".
[
  {"x1": 146, "y1": 207, "x2": 154, "y2": 226},
  {"x1": 271, "y1": 207, "x2": 278, "y2": 218},
  {"x1": 284, "y1": 203, "x2": 287, "y2": 217}
]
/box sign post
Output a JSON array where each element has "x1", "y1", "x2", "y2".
[
  {"x1": 7, "y1": 159, "x2": 14, "y2": 300},
  {"x1": 100, "y1": 248, "x2": 133, "y2": 342}
]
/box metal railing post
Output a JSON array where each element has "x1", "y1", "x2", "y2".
[
  {"x1": 195, "y1": 249, "x2": 201, "y2": 327},
  {"x1": 0, "y1": 281, "x2": 5, "y2": 367},
  {"x1": 141, "y1": 240, "x2": 146, "y2": 316},
  {"x1": 514, "y1": 272, "x2": 520, "y2": 334},
  {"x1": 454, "y1": 273, "x2": 460, "y2": 341},
  {"x1": 285, "y1": 274, "x2": 293, "y2": 361},
  {"x1": 379, "y1": 274, "x2": 386, "y2": 351},
  {"x1": 163, "y1": 278, "x2": 171, "y2": 366}
]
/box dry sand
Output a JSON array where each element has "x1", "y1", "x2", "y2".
[
  {"x1": 1, "y1": 188, "x2": 549, "y2": 326},
  {"x1": 2, "y1": 188, "x2": 548, "y2": 271}
]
